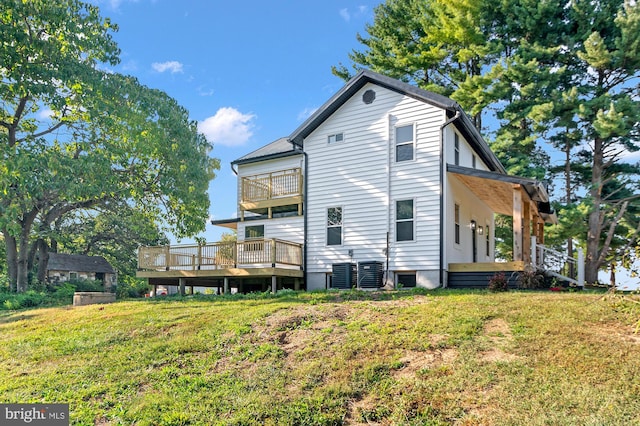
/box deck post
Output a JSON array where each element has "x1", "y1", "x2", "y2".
[
  {"x1": 512, "y1": 185, "x2": 523, "y2": 262},
  {"x1": 577, "y1": 248, "x2": 585, "y2": 287},
  {"x1": 271, "y1": 275, "x2": 277, "y2": 294},
  {"x1": 179, "y1": 278, "x2": 186, "y2": 296},
  {"x1": 223, "y1": 277, "x2": 229, "y2": 294},
  {"x1": 271, "y1": 239, "x2": 277, "y2": 267}
]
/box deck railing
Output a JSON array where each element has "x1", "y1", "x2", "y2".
[
  {"x1": 532, "y1": 237, "x2": 584, "y2": 286},
  {"x1": 138, "y1": 239, "x2": 303, "y2": 271},
  {"x1": 241, "y1": 168, "x2": 302, "y2": 203}
]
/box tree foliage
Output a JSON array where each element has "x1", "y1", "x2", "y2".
[
  {"x1": 336, "y1": 0, "x2": 640, "y2": 283},
  {"x1": 0, "y1": 0, "x2": 219, "y2": 291}
]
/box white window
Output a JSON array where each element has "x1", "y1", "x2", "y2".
[
  {"x1": 328, "y1": 133, "x2": 344, "y2": 144},
  {"x1": 396, "y1": 199, "x2": 414, "y2": 241},
  {"x1": 454, "y1": 133, "x2": 460, "y2": 166},
  {"x1": 486, "y1": 225, "x2": 490, "y2": 256},
  {"x1": 245, "y1": 225, "x2": 264, "y2": 239},
  {"x1": 327, "y1": 207, "x2": 342, "y2": 246},
  {"x1": 395, "y1": 124, "x2": 414, "y2": 162},
  {"x1": 454, "y1": 203, "x2": 460, "y2": 245}
]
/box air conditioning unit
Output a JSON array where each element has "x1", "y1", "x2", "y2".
[
  {"x1": 358, "y1": 261, "x2": 383, "y2": 289},
  {"x1": 331, "y1": 263, "x2": 357, "y2": 289}
]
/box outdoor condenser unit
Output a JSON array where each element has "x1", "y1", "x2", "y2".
[
  {"x1": 331, "y1": 263, "x2": 357, "y2": 289},
  {"x1": 357, "y1": 261, "x2": 383, "y2": 289}
]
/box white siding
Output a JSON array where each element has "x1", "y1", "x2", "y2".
[
  {"x1": 305, "y1": 83, "x2": 445, "y2": 274},
  {"x1": 442, "y1": 125, "x2": 495, "y2": 267},
  {"x1": 237, "y1": 217, "x2": 304, "y2": 244}
]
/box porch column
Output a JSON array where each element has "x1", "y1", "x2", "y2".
[
  {"x1": 223, "y1": 277, "x2": 229, "y2": 294},
  {"x1": 512, "y1": 185, "x2": 523, "y2": 262},
  {"x1": 179, "y1": 278, "x2": 186, "y2": 296},
  {"x1": 271, "y1": 275, "x2": 277, "y2": 294},
  {"x1": 522, "y1": 196, "x2": 531, "y2": 265}
]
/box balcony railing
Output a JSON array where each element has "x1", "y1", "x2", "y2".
[
  {"x1": 241, "y1": 168, "x2": 302, "y2": 203},
  {"x1": 138, "y1": 239, "x2": 303, "y2": 271}
]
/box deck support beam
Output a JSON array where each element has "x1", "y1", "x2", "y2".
[
  {"x1": 179, "y1": 278, "x2": 186, "y2": 296},
  {"x1": 271, "y1": 275, "x2": 277, "y2": 294},
  {"x1": 223, "y1": 277, "x2": 229, "y2": 294}
]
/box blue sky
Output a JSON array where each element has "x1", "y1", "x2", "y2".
[{"x1": 93, "y1": 0, "x2": 383, "y2": 244}]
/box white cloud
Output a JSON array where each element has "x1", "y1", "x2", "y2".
[
  {"x1": 339, "y1": 8, "x2": 350, "y2": 22},
  {"x1": 198, "y1": 107, "x2": 255, "y2": 146},
  {"x1": 297, "y1": 107, "x2": 317, "y2": 121},
  {"x1": 151, "y1": 61, "x2": 184, "y2": 74},
  {"x1": 38, "y1": 108, "x2": 54, "y2": 120}
]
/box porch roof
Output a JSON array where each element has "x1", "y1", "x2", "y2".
[{"x1": 447, "y1": 164, "x2": 557, "y2": 224}]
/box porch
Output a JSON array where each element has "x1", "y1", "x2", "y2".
[
  {"x1": 239, "y1": 167, "x2": 303, "y2": 220},
  {"x1": 446, "y1": 164, "x2": 584, "y2": 289},
  {"x1": 137, "y1": 239, "x2": 304, "y2": 294}
]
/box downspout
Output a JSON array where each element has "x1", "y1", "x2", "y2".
[
  {"x1": 386, "y1": 113, "x2": 392, "y2": 288},
  {"x1": 439, "y1": 110, "x2": 461, "y2": 287},
  {"x1": 231, "y1": 163, "x2": 238, "y2": 175},
  {"x1": 292, "y1": 142, "x2": 308, "y2": 289}
]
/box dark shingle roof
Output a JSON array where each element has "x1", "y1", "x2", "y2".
[
  {"x1": 231, "y1": 137, "x2": 299, "y2": 165},
  {"x1": 47, "y1": 253, "x2": 115, "y2": 274}
]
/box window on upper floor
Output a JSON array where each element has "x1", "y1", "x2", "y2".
[
  {"x1": 328, "y1": 133, "x2": 344, "y2": 144},
  {"x1": 472, "y1": 154, "x2": 476, "y2": 169},
  {"x1": 454, "y1": 133, "x2": 460, "y2": 166},
  {"x1": 395, "y1": 124, "x2": 414, "y2": 162},
  {"x1": 327, "y1": 207, "x2": 342, "y2": 246},
  {"x1": 396, "y1": 199, "x2": 414, "y2": 241}
]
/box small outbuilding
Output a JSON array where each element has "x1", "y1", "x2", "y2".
[{"x1": 47, "y1": 253, "x2": 117, "y2": 291}]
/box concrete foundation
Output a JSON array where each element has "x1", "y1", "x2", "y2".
[{"x1": 73, "y1": 292, "x2": 116, "y2": 306}]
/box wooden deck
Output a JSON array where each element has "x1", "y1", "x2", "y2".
[
  {"x1": 137, "y1": 239, "x2": 303, "y2": 281},
  {"x1": 239, "y1": 168, "x2": 303, "y2": 219}
]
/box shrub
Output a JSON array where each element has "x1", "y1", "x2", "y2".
[
  {"x1": 116, "y1": 276, "x2": 150, "y2": 299},
  {"x1": 488, "y1": 271, "x2": 509, "y2": 292},
  {"x1": 518, "y1": 268, "x2": 548, "y2": 289}
]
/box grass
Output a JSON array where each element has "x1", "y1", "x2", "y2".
[{"x1": 0, "y1": 289, "x2": 639, "y2": 425}]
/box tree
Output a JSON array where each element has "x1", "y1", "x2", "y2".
[
  {"x1": 0, "y1": 0, "x2": 219, "y2": 292},
  {"x1": 337, "y1": 0, "x2": 640, "y2": 283}
]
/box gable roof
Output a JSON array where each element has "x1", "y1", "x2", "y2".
[
  {"x1": 232, "y1": 137, "x2": 300, "y2": 166},
  {"x1": 289, "y1": 69, "x2": 506, "y2": 174},
  {"x1": 47, "y1": 253, "x2": 115, "y2": 274}
]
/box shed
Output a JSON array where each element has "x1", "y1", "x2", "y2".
[{"x1": 47, "y1": 253, "x2": 116, "y2": 291}]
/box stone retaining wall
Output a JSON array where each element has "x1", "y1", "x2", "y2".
[{"x1": 73, "y1": 292, "x2": 116, "y2": 306}]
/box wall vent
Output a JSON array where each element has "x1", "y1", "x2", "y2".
[{"x1": 362, "y1": 89, "x2": 376, "y2": 104}]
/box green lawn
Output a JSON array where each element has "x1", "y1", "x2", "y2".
[{"x1": 0, "y1": 289, "x2": 638, "y2": 425}]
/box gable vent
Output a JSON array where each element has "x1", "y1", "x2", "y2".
[{"x1": 362, "y1": 89, "x2": 376, "y2": 104}]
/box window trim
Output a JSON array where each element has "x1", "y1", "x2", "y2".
[
  {"x1": 395, "y1": 123, "x2": 415, "y2": 162},
  {"x1": 244, "y1": 224, "x2": 265, "y2": 240},
  {"x1": 326, "y1": 206, "x2": 343, "y2": 246},
  {"x1": 485, "y1": 224, "x2": 490, "y2": 257},
  {"x1": 395, "y1": 198, "x2": 415, "y2": 242},
  {"x1": 454, "y1": 133, "x2": 460, "y2": 166},
  {"x1": 395, "y1": 272, "x2": 417, "y2": 288},
  {"x1": 454, "y1": 203, "x2": 461, "y2": 245},
  {"x1": 328, "y1": 132, "x2": 344, "y2": 144}
]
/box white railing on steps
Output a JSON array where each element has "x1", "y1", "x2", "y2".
[{"x1": 531, "y1": 236, "x2": 585, "y2": 287}]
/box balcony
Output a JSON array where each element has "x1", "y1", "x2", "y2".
[
  {"x1": 240, "y1": 168, "x2": 303, "y2": 219},
  {"x1": 137, "y1": 239, "x2": 304, "y2": 280}
]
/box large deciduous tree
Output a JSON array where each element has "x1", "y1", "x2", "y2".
[
  {"x1": 337, "y1": 0, "x2": 640, "y2": 283},
  {"x1": 0, "y1": 0, "x2": 219, "y2": 292}
]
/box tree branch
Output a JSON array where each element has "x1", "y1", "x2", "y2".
[{"x1": 596, "y1": 201, "x2": 629, "y2": 268}]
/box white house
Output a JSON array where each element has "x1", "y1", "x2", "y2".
[{"x1": 138, "y1": 71, "x2": 572, "y2": 293}]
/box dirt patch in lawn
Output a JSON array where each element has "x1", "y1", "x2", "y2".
[{"x1": 479, "y1": 318, "x2": 521, "y2": 363}]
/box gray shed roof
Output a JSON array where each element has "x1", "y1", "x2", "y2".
[
  {"x1": 232, "y1": 137, "x2": 299, "y2": 165},
  {"x1": 47, "y1": 253, "x2": 115, "y2": 274}
]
